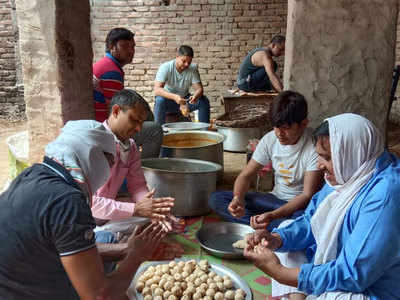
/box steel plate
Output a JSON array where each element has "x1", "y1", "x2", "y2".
[
  {"x1": 127, "y1": 259, "x2": 252, "y2": 300},
  {"x1": 196, "y1": 222, "x2": 254, "y2": 259}
]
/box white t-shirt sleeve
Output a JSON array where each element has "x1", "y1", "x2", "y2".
[
  {"x1": 305, "y1": 145, "x2": 320, "y2": 172},
  {"x1": 252, "y1": 132, "x2": 273, "y2": 166}
]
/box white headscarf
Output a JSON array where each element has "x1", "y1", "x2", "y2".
[
  {"x1": 310, "y1": 113, "x2": 384, "y2": 265},
  {"x1": 45, "y1": 120, "x2": 116, "y2": 203}
]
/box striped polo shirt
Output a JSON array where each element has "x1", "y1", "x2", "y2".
[{"x1": 93, "y1": 53, "x2": 124, "y2": 122}]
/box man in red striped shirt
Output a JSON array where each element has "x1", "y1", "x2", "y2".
[{"x1": 93, "y1": 28, "x2": 163, "y2": 158}]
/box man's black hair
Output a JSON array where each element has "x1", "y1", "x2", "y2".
[
  {"x1": 105, "y1": 28, "x2": 134, "y2": 53},
  {"x1": 312, "y1": 121, "x2": 330, "y2": 145},
  {"x1": 108, "y1": 89, "x2": 150, "y2": 116},
  {"x1": 270, "y1": 35, "x2": 285, "y2": 45},
  {"x1": 269, "y1": 90, "x2": 308, "y2": 127},
  {"x1": 178, "y1": 45, "x2": 194, "y2": 57}
]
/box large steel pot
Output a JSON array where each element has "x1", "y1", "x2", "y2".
[
  {"x1": 141, "y1": 158, "x2": 222, "y2": 216},
  {"x1": 162, "y1": 122, "x2": 209, "y2": 132},
  {"x1": 217, "y1": 126, "x2": 269, "y2": 152},
  {"x1": 160, "y1": 130, "x2": 225, "y2": 181}
]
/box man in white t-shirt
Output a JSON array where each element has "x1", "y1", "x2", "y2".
[
  {"x1": 153, "y1": 45, "x2": 210, "y2": 125},
  {"x1": 209, "y1": 91, "x2": 323, "y2": 231}
]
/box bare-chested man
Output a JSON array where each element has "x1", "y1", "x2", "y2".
[{"x1": 236, "y1": 35, "x2": 285, "y2": 95}]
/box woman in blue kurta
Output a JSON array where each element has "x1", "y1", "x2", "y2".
[{"x1": 244, "y1": 113, "x2": 400, "y2": 300}]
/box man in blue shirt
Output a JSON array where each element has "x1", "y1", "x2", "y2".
[
  {"x1": 153, "y1": 45, "x2": 210, "y2": 125},
  {"x1": 245, "y1": 113, "x2": 400, "y2": 300}
]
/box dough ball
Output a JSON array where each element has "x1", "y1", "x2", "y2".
[
  {"x1": 162, "y1": 264, "x2": 170, "y2": 274},
  {"x1": 171, "y1": 286, "x2": 182, "y2": 297},
  {"x1": 168, "y1": 261, "x2": 177, "y2": 268},
  {"x1": 200, "y1": 274, "x2": 208, "y2": 283},
  {"x1": 143, "y1": 295, "x2": 152, "y2": 300},
  {"x1": 154, "y1": 296, "x2": 163, "y2": 300},
  {"x1": 181, "y1": 295, "x2": 190, "y2": 300},
  {"x1": 148, "y1": 266, "x2": 156, "y2": 272},
  {"x1": 174, "y1": 273, "x2": 182, "y2": 281},
  {"x1": 142, "y1": 287, "x2": 151, "y2": 296},
  {"x1": 193, "y1": 292, "x2": 202, "y2": 300},
  {"x1": 194, "y1": 277, "x2": 202, "y2": 286},
  {"x1": 150, "y1": 283, "x2": 159, "y2": 292},
  {"x1": 155, "y1": 270, "x2": 163, "y2": 277},
  {"x1": 154, "y1": 287, "x2": 164, "y2": 296},
  {"x1": 223, "y1": 275, "x2": 230, "y2": 281},
  {"x1": 208, "y1": 282, "x2": 217, "y2": 290},
  {"x1": 236, "y1": 288, "x2": 246, "y2": 297},
  {"x1": 168, "y1": 295, "x2": 178, "y2": 300},
  {"x1": 135, "y1": 281, "x2": 144, "y2": 292},
  {"x1": 164, "y1": 280, "x2": 174, "y2": 290},
  {"x1": 153, "y1": 275, "x2": 161, "y2": 283},
  {"x1": 215, "y1": 291, "x2": 224, "y2": 300},
  {"x1": 159, "y1": 278, "x2": 167, "y2": 288},
  {"x1": 216, "y1": 282, "x2": 226, "y2": 292},
  {"x1": 145, "y1": 278, "x2": 154, "y2": 287},
  {"x1": 205, "y1": 288, "x2": 216, "y2": 297},
  {"x1": 200, "y1": 283, "x2": 208, "y2": 290},
  {"x1": 214, "y1": 275, "x2": 223, "y2": 283},
  {"x1": 235, "y1": 294, "x2": 245, "y2": 300},
  {"x1": 207, "y1": 277, "x2": 214, "y2": 284},
  {"x1": 164, "y1": 290, "x2": 172, "y2": 298},
  {"x1": 203, "y1": 296, "x2": 213, "y2": 300},
  {"x1": 225, "y1": 290, "x2": 235, "y2": 300},
  {"x1": 181, "y1": 271, "x2": 189, "y2": 278},
  {"x1": 180, "y1": 281, "x2": 187, "y2": 290},
  {"x1": 208, "y1": 271, "x2": 217, "y2": 278},
  {"x1": 224, "y1": 279, "x2": 234, "y2": 289},
  {"x1": 177, "y1": 261, "x2": 185, "y2": 268},
  {"x1": 186, "y1": 285, "x2": 196, "y2": 295}
]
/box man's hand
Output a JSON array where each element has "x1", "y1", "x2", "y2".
[
  {"x1": 250, "y1": 211, "x2": 276, "y2": 230},
  {"x1": 246, "y1": 229, "x2": 282, "y2": 250},
  {"x1": 228, "y1": 195, "x2": 245, "y2": 218},
  {"x1": 134, "y1": 189, "x2": 174, "y2": 220},
  {"x1": 244, "y1": 244, "x2": 281, "y2": 277},
  {"x1": 188, "y1": 95, "x2": 198, "y2": 104},
  {"x1": 175, "y1": 95, "x2": 187, "y2": 105},
  {"x1": 126, "y1": 222, "x2": 166, "y2": 261}
]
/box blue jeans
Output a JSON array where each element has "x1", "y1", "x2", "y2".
[
  {"x1": 95, "y1": 230, "x2": 118, "y2": 273},
  {"x1": 238, "y1": 63, "x2": 277, "y2": 92},
  {"x1": 208, "y1": 190, "x2": 304, "y2": 231},
  {"x1": 154, "y1": 95, "x2": 210, "y2": 125}
]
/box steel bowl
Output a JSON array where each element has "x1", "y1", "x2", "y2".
[
  {"x1": 162, "y1": 122, "x2": 210, "y2": 132},
  {"x1": 142, "y1": 158, "x2": 222, "y2": 217},
  {"x1": 196, "y1": 222, "x2": 255, "y2": 259}
]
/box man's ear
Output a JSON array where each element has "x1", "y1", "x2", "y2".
[
  {"x1": 111, "y1": 104, "x2": 121, "y2": 118},
  {"x1": 301, "y1": 118, "x2": 309, "y2": 128}
]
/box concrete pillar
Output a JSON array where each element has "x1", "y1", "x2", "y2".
[
  {"x1": 284, "y1": 0, "x2": 398, "y2": 134},
  {"x1": 15, "y1": 0, "x2": 93, "y2": 163}
]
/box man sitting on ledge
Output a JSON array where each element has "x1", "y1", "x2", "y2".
[{"x1": 235, "y1": 35, "x2": 285, "y2": 96}]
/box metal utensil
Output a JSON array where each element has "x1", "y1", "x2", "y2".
[{"x1": 196, "y1": 222, "x2": 254, "y2": 259}]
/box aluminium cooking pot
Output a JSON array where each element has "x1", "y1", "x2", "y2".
[{"x1": 141, "y1": 158, "x2": 222, "y2": 216}]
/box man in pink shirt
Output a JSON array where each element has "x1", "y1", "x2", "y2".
[{"x1": 92, "y1": 89, "x2": 174, "y2": 223}]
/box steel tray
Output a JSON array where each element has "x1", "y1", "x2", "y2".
[
  {"x1": 127, "y1": 258, "x2": 252, "y2": 300},
  {"x1": 196, "y1": 222, "x2": 254, "y2": 259}
]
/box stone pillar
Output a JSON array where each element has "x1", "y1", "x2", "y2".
[
  {"x1": 15, "y1": 0, "x2": 93, "y2": 163},
  {"x1": 284, "y1": 0, "x2": 398, "y2": 134}
]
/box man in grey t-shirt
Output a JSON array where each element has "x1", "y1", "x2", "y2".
[{"x1": 153, "y1": 45, "x2": 210, "y2": 125}]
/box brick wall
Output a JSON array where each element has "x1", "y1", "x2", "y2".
[
  {"x1": 0, "y1": 0, "x2": 24, "y2": 120},
  {"x1": 90, "y1": 0, "x2": 287, "y2": 116},
  {"x1": 3, "y1": 1, "x2": 400, "y2": 122}
]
